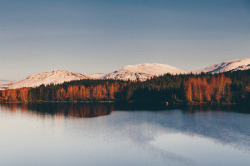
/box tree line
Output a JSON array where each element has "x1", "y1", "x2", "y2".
[{"x1": 0, "y1": 69, "x2": 249, "y2": 106}]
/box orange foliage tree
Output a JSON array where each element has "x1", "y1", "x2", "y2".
[{"x1": 184, "y1": 74, "x2": 232, "y2": 104}]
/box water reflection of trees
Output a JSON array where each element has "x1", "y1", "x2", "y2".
[
  {"x1": 1, "y1": 103, "x2": 249, "y2": 118},
  {"x1": 0, "y1": 103, "x2": 114, "y2": 118},
  {"x1": 115, "y1": 103, "x2": 250, "y2": 114}
]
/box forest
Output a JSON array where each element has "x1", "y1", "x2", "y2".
[{"x1": 0, "y1": 69, "x2": 249, "y2": 106}]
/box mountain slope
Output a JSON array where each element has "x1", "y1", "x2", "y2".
[
  {"x1": 87, "y1": 73, "x2": 106, "y2": 79},
  {"x1": 195, "y1": 58, "x2": 250, "y2": 73},
  {"x1": 103, "y1": 63, "x2": 186, "y2": 81},
  {"x1": 0, "y1": 79, "x2": 14, "y2": 85},
  {"x1": 0, "y1": 69, "x2": 90, "y2": 90}
]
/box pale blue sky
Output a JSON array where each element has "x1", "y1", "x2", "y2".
[{"x1": 0, "y1": 0, "x2": 250, "y2": 80}]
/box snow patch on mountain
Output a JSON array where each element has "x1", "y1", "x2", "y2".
[
  {"x1": 87, "y1": 73, "x2": 106, "y2": 79},
  {"x1": 103, "y1": 63, "x2": 186, "y2": 81},
  {"x1": 0, "y1": 69, "x2": 90, "y2": 90},
  {"x1": 0, "y1": 80, "x2": 14, "y2": 86},
  {"x1": 194, "y1": 58, "x2": 250, "y2": 73}
]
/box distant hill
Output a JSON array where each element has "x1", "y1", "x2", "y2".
[
  {"x1": 0, "y1": 69, "x2": 91, "y2": 90},
  {"x1": 194, "y1": 58, "x2": 250, "y2": 73},
  {"x1": 87, "y1": 73, "x2": 106, "y2": 79},
  {"x1": 1, "y1": 58, "x2": 250, "y2": 90},
  {"x1": 0, "y1": 80, "x2": 14, "y2": 86},
  {"x1": 100, "y1": 63, "x2": 186, "y2": 81}
]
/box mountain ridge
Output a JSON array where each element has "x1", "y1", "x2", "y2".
[
  {"x1": 102, "y1": 63, "x2": 187, "y2": 81},
  {"x1": 194, "y1": 58, "x2": 250, "y2": 73},
  {"x1": 0, "y1": 69, "x2": 91, "y2": 90},
  {"x1": 0, "y1": 79, "x2": 14, "y2": 86},
  {"x1": 1, "y1": 58, "x2": 249, "y2": 90}
]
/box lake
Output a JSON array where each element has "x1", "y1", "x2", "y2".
[{"x1": 0, "y1": 103, "x2": 250, "y2": 166}]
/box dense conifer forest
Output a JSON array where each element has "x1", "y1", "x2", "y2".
[{"x1": 0, "y1": 69, "x2": 249, "y2": 106}]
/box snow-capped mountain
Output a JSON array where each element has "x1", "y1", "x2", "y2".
[
  {"x1": 87, "y1": 73, "x2": 106, "y2": 79},
  {"x1": 194, "y1": 58, "x2": 250, "y2": 73},
  {"x1": 103, "y1": 63, "x2": 186, "y2": 81},
  {"x1": 1, "y1": 58, "x2": 249, "y2": 90},
  {"x1": 0, "y1": 69, "x2": 91, "y2": 90}
]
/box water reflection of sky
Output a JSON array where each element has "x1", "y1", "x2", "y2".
[{"x1": 0, "y1": 104, "x2": 250, "y2": 166}]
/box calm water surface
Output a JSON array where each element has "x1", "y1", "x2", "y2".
[{"x1": 0, "y1": 103, "x2": 250, "y2": 166}]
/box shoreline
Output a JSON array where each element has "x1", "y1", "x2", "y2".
[{"x1": 0, "y1": 100, "x2": 244, "y2": 106}]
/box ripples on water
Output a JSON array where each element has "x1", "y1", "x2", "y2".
[{"x1": 0, "y1": 103, "x2": 249, "y2": 166}]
